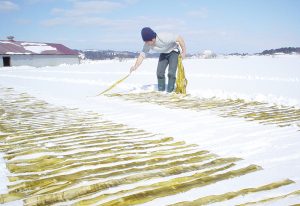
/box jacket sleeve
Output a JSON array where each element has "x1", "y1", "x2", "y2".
[{"x1": 140, "y1": 43, "x2": 150, "y2": 58}]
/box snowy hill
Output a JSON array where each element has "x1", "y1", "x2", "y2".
[{"x1": 260, "y1": 47, "x2": 300, "y2": 55}]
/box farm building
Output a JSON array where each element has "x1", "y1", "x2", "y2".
[{"x1": 0, "y1": 37, "x2": 79, "y2": 67}]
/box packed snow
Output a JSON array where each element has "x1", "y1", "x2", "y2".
[
  {"x1": 21, "y1": 42, "x2": 57, "y2": 54},
  {"x1": 0, "y1": 55, "x2": 300, "y2": 205}
]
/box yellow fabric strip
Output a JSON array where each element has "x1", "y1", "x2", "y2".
[
  {"x1": 175, "y1": 55, "x2": 188, "y2": 94},
  {"x1": 97, "y1": 73, "x2": 130, "y2": 96}
]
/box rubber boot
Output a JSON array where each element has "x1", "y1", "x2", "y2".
[
  {"x1": 157, "y1": 78, "x2": 165, "y2": 91},
  {"x1": 167, "y1": 78, "x2": 176, "y2": 93}
]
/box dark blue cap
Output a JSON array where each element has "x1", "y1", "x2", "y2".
[{"x1": 141, "y1": 27, "x2": 156, "y2": 41}]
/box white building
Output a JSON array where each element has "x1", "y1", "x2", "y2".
[{"x1": 0, "y1": 37, "x2": 79, "y2": 67}]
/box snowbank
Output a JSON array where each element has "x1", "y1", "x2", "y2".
[{"x1": 0, "y1": 55, "x2": 300, "y2": 205}]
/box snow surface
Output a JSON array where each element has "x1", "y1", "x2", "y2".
[
  {"x1": 21, "y1": 42, "x2": 57, "y2": 54},
  {"x1": 0, "y1": 55, "x2": 300, "y2": 205},
  {"x1": 1, "y1": 41, "x2": 57, "y2": 54},
  {"x1": 5, "y1": 52, "x2": 31, "y2": 55},
  {"x1": 0, "y1": 41, "x2": 21, "y2": 47}
]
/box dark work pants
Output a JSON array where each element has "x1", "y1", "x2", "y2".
[{"x1": 156, "y1": 51, "x2": 179, "y2": 92}]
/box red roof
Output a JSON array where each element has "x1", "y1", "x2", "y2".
[{"x1": 0, "y1": 40, "x2": 78, "y2": 55}]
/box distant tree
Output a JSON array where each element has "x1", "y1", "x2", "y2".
[
  {"x1": 261, "y1": 47, "x2": 300, "y2": 55},
  {"x1": 78, "y1": 50, "x2": 161, "y2": 60}
]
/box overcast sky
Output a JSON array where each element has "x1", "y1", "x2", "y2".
[{"x1": 1, "y1": 0, "x2": 300, "y2": 53}]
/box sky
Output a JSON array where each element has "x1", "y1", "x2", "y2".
[{"x1": 1, "y1": 0, "x2": 300, "y2": 54}]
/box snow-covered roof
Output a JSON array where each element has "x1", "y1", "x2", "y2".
[{"x1": 0, "y1": 40, "x2": 78, "y2": 55}]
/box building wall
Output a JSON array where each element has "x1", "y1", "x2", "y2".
[{"x1": 0, "y1": 55, "x2": 79, "y2": 67}]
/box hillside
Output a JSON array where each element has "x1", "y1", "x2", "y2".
[
  {"x1": 260, "y1": 47, "x2": 300, "y2": 55},
  {"x1": 78, "y1": 50, "x2": 159, "y2": 60}
]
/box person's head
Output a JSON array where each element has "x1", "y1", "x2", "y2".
[{"x1": 141, "y1": 27, "x2": 156, "y2": 46}]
